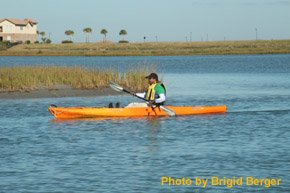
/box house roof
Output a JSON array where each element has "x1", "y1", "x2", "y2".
[{"x1": 0, "y1": 18, "x2": 37, "y2": 26}]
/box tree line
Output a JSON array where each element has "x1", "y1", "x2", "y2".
[{"x1": 64, "y1": 28, "x2": 128, "y2": 43}]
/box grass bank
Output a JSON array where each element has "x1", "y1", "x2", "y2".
[
  {"x1": 0, "y1": 66, "x2": 149, "y2": 92},
  {"x1": 0, "y1": 40, "x2": 290, "y2": 56}
]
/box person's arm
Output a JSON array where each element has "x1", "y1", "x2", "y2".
[
  {"x1": 155, "y1": 93, "x2": 166, "y2": 103},
  {"x1": 154, "y1": 84, "x2": 166, "y2": 104}
]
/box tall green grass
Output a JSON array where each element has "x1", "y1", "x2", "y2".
[{"x1": 0, "y1": 66, "x2": 153, "y2": 92}]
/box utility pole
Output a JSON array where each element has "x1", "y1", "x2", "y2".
[
  {"x1": 255, "y1": 28, "x2": 258, "y2": 40},
  {"x1": 206, "y1": 34, "x2": 209, "y2": 42},
  {"x1": 185, "y1": 36, "x2": 188, "y2": 42},
  {"x1": 155, "y1": 36, "x2": 158, "y2": 42},
  {"x1": 190, "y1": 32, "x2": 192, "y2": 42}
]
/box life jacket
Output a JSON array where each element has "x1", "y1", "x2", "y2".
[{"x1": 145, "y1": 82, "x2": 166, "y2": 101}]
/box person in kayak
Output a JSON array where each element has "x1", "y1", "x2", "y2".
[{"x1": 130, "y1": 72, "x2": 166, "y2": 107}]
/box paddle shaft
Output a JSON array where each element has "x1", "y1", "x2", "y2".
[
  {"x1": 122, "y1": 88, "x2": 149, "y2": 102},
  {"x1": 124, "y1": 88, "x2": 176, "y2": 115},
  {"x1": 110, "y1": 81, "x2": 176, "y2": 116}
]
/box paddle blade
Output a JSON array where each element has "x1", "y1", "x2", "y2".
[
  {"x1": 109, "y1": 82, "x2": 123, "y2": 92},
  {"x1": 160, "y1": 106, "x2": 176, "y2": 116}
]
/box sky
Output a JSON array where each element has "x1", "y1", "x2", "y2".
[{"x1": 1, "y1": 0, "x2": 290, "y2": 43}]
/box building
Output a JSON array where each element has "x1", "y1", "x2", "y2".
[{"x1": 0, "y1": 18, "x2": 37, "y2": 43}]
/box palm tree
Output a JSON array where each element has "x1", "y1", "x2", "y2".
[
  {"x1": 39, "y1": 31, "x2": 45, "y2": 37},
  {"x1": 39, "y1": 32, "x2": 46, "y2": 43},
  {"x1": 119, "y1": 29, "x2": 127, "y2": 41},
  {"x1": 65, "y1": 30, "x2": 74, "y2": 41},
  {"x1": 100, "y1": 29, "x2": 108, "y2": 42},
  {"x1": 36, "y1": 31, "x2": 40, "y2": 42},
  {"x1": 83, "y1": 27, "x2": 93, "y2": 43}
]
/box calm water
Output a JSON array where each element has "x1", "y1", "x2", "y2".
[
  {"x1": 1, "y1": 54, "x2": 290, "y2": 73},
  {"x1": 1, "y1": 55, "x2": 290, "y2": 192}
]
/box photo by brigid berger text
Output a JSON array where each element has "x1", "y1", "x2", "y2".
[{"x1": 161, "y1": 176, "x2": 282, "y2": 188}]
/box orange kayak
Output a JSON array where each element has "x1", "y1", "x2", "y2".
[{"x1": 48, "y1": 105, "x2": 226, "y2": 119}]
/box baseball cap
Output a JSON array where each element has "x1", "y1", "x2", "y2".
[{"x1": 145, "y1": 73, "x2": 158, "y2": 80}]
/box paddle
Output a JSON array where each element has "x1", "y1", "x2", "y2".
[{"x1": 109, "y1": 82, "x2": 176, "y2": 116}]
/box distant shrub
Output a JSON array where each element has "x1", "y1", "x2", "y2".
[
  {"x1": 46, "y1": 39, "x2": 52, "y2": 44},
  {"x1": 0, "y1": 41, "x2": 21, "y2": 50},
  {"x1": 34, "y1": 41, "x2": 39, "y2": 44},
  {"x1": 1, "y1": 41, "x2": 11, "y2": 46},
  {"x1": 26, "y1": 40, "x2": 31, "y2": 44},
  {"x1": 62, "y1": 40, "x2": 73, "y2": 44},
  {"x1": 118, "y1": 40, "x2": 129, "y2": 43}
]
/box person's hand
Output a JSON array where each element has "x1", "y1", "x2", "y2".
[{"x1": 148, "y1": 100, "x2": 156, "y2": 107}]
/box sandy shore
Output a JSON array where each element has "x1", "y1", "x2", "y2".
[{"x1": 0, "y1": 87, "x2": 120, "y2": 99}]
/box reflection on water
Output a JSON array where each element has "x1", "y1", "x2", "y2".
[{"x1": 146, "y1": 118, "x2": 163, "y2": 155}]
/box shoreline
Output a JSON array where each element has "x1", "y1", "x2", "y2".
[
  {"x1": 0, "y1": 87, "x2": 120, "y2": 100},
  {"x1": 0, "y1": 52, "x2": 289, "y2": 57},
  {"x1": 1, "y1": 40, "x2": 289, "y2": 56}
]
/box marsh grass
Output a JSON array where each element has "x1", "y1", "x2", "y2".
[
  {"x1": 1, "y1": 40, "x2": 290, "y2": 56},
  {"x1": 0, "y1": 66, "x2": 152, "y2": 92}
]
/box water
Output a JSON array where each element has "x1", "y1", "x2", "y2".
[
  {"x1": 1, "y1": 54, "x2": 290, "y2": 73},
  {"x1": 0, "y1": 55, "x2": 290, "y2": 192}
]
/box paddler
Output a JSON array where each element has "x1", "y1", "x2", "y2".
[{"x1": 134, "y1": 72, "x2": 166, "y2": 107}]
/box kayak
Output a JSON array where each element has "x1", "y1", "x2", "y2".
[{"x1": 48, "y1": 105, "x2": 226, "y2": 119}]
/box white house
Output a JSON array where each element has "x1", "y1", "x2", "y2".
[{"x1": 0, "y1": 18, "x2": 37, "y2": 43}]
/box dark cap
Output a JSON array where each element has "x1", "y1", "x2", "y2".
[{"x1": 145, "y1": 73, "x2": 158, "y2": 80}]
